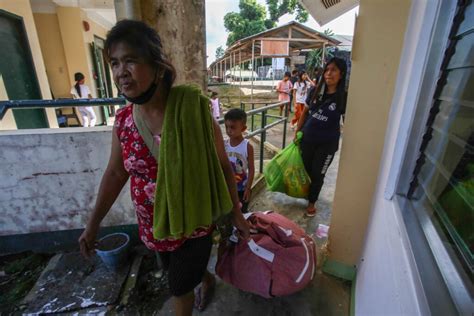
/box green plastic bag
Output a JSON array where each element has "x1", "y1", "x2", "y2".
[{"x1": 264, "y1": 132, "x2": 311, "y2": 198}]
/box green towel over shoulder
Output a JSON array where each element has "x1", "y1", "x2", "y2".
[{"x1": 153, "y1": 85, "x2": 233, "y2": 240}]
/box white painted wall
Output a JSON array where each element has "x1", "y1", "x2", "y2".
[
  {"x1": 355, "y1": 0, "x2": 451, "y2": 315},
  {"x1": 0, "y1": 127, "x2": 134, "y2": 235},
  {"x1": 355, "y1": 199, "x2": 428, "y2": 315}
]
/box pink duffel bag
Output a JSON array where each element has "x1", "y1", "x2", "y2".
[{"x1": 216, "y1": 211, "x2": 316, "y2": 298}]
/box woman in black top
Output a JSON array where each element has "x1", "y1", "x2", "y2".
[{"x1": 294, "y1": 57, "x2": 347, "y2": 217}]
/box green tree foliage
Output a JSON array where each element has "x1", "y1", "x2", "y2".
[
  {"x1": 322, "y1": 28, "x2": 335, "y2": 37},
  {"x1": 224, "y1": 0, "x2": 309, "y2": 46},
  {"x1": 305, "y1": 29, "x2": 336, "y2": 73},
  {"x1": 266, "y1": 0, "x2": 308, "y2": 28},
  {"x1": 215, "y1": 46, "x2": 225, "y2": 59},
  {"x1": 224, "y1": 0, "x2": 267, "y2": 46}
]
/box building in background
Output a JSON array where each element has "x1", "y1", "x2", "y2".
[{"x1": 0, "y1": 0, "x2": 117, "y2": 129}]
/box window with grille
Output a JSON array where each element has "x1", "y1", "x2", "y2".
[
  {"x1": 397, "y1": 0, "x2": 473, "y2": 313},
  {"x1": 407, "y1": 0, "x2": 473, "y2": 278}
]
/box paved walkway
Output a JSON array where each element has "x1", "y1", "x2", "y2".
[
  {"x1": 158, "y1": 129, "x2": 349, "y2": 315},
  {"x1": 19, "y1": 121, "x2": 349, "y2": 316}
]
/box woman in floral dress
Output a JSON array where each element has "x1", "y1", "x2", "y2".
[{"x1": 78, "y1": 20, "x2": 249, "y2": 316}]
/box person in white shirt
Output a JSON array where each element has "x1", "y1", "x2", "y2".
[
  {"x1": 291, "y1": 71, "x2": 313, "y2": 128},
  {"x1": 210, "y1": 91, "x2": 221, "y2": 120},
  {"x1": 70, "y1": 72, "x2": 97, "y2": 127}
]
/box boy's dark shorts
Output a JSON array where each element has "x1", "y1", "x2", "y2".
[
  {"x1": 238, "y1": 190, "x2": 249, "y2": 213},
  {"x1": 158, "y1": 234, "x2": 212, "y2": 297}
]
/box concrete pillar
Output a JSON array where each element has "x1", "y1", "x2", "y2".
[
  {"x1": 328, "y1": 0, "x2": 411, "y2": 267},
  {"x1": 141, "y1": 0, "x2": 207, "y2": 90}
]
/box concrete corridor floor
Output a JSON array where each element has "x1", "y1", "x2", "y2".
[{"x1": 157, "y1": 141, "x2": 351, "y2": 315}]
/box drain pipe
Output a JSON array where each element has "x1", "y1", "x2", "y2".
[{"x1": 114, "y1": 0, "x2": 141, "y2": 20}]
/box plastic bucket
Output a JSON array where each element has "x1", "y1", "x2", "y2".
[{"x1": 95, "y1": 232, "x2": 130, "y2": 269}]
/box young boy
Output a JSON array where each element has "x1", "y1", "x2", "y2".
[
  {"x1": 276, "y1": 72, "x2": 293, "y2": 116},
  {"x1": 224, "y1": 109, "x2": 255, "y2": 213}
]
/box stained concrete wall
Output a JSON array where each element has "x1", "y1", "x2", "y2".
[
  {"x1": 0, "y1": 128, "x2": 134, "y2": 236},
  {"x1": 0, "y1": 0, "x2": 58, "y2": 128},
  {"x1": 328, "y1": 0, "x2": 411, "y2": 265}
]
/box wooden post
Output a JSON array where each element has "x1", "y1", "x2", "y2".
[
  {"x1": 232, "y1": 51, "x2": 235, "y2": 81},
  {"x1": 229, "y1": 56, "x2": 231, "y2": 80},
  {"x1": 239, "y1": 49, "x2": 242, "y2": 103},
  {"x1": 251, "y1": 40, "x2": 255, "y2": 101},
  {"x1": 141, "y1": 0, "x2": 207, "y2": 90}
]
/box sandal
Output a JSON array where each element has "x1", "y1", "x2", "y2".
[
  {"x1": 194, "y1": 277, "x2": 216, "y2": 312},
  {"x1": 306, "y1": 207, "x2": 317, "y2": 217}
]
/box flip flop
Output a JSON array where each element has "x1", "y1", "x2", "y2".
[
  {"x1": 306, "y1": 207, "x2": 317, "y2": 217},
  {"x1": 194, "y1": 278, "x2": 216, "y2": 312},
  {"x1": 194, "y1": 284, "x2": 203, "y2": 310}
]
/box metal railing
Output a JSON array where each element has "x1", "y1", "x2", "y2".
[
  {"x1": 0, "y1": 98, "x2": 289, "y2": 173},
  {"x1": 0, "y1": 98, "x2": 127, "y2": 120}
]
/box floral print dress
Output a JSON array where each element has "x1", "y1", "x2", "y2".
[{"x1": 114, "y1": 104, "x2": 211, "y2": 252}]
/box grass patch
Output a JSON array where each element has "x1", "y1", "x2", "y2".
[{"x1": 209, "y1": 85, "x2": 279, "y2": 110}]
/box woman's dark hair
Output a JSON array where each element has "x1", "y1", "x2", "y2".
[
  {"x1": 284, "y1": 71, "x2": 291, "y2": 78},
  {"x1": 310, "y1": 57, "x2": 347, "y2": 111},
  {"x1": 74, "y1": 72, "x2": 85, "y2": 97},
  {"x1": 313, "y1": 66, "x2": 323, "y2": 76},
  {"x1": 312, "y1": 66, "x2": 323, "y2": 85},
  {"x1": 104, "y1": 19, "x2": 176, "y2": 92},
  {"x1": 74, "y1": 72, "x2": 84, "y2": 82}
]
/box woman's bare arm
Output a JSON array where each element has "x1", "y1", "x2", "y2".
[{"x1": 79, "y1": 128, "x2": 129, "y2": 257}]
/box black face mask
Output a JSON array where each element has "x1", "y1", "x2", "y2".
[
  {"x1": 119, "y1": 70, "x2": 159, "y2": 105},
  {"x1": 122, "y1": 81, "x2": 158, "y2": 105}
]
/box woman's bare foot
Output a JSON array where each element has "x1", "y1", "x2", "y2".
[{"x1": 194, "y1": 271, "x2": 216, "y2": 312}]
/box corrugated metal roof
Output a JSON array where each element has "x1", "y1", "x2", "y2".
[{"x1": 209, "y1": 21, "x2": 340, "y2": 68}]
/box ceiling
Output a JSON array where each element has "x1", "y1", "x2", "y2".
[{"x1": 30, "y1": 0, "x2": 116, "y2": 29}]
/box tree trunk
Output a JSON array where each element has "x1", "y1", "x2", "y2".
[{"x1": 140, "y1": 0, "x2": 207, "y2": 91}]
